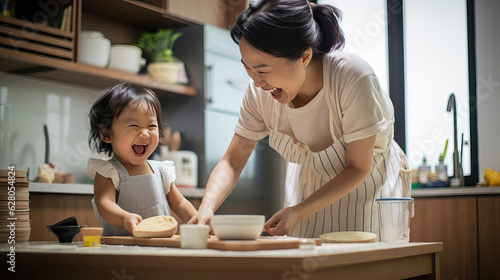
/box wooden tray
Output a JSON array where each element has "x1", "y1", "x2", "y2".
[{"x1": 101, "y1": 235, "x2": 321, "y2": 251}]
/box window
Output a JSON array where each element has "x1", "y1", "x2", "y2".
[
  {"x1": 398, "y1": 0, "x2": 477, "y2": 184},
  {"x1": 320, "y1": 0, "x2": 478, "y2": 184}
]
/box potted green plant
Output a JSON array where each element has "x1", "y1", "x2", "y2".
[{"x1": 136, "y1": 29, "x2": 183, "y2": 84}]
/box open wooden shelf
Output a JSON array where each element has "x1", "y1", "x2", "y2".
[
  {"x1": 0, "y1": 0, "x2": 199, "y2": 97},
  {"x1": 0, "y1": 46, "x2": 196, "y2": 97},
  {"x1": 82, "y1": 0, "x2": 198, "y2": 30}
]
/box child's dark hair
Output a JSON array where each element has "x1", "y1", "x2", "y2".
[
  {"x1": 88, "y1": 83, "x2": 164, "y2": 157},
  {"x1": 230, "y1": 0, "x2": 345, "y2": 61}
]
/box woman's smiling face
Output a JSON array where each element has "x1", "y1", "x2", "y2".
[{"x1": 239, "y1": 37, "x2": 309, "y2": 104}]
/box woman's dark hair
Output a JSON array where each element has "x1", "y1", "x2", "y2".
[
  {"x1": 88, "y1": 83, "x2": 164, "y2": 157},
  {"x1": 230, "y1": 0, "x2": 345, "y2": 61}
]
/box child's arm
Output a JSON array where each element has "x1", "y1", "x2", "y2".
[
  {"x1": 93, "y1": 173, "x2": 142, "y2": 234},
  {"x1": 166, "y1": 183, "x2": 197, "y2": 223}
]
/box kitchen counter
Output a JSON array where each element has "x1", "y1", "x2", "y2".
[
  {"x1": 29, "y1": 182, "x2": 206, "y2": 198},
  {"x1": 29, "y1": 183, "x2": 500, "y2": 199},
  {"x1": 411, "y1": 186, "x2": 500, "y2": 197},
  {"x1": 1, "y1": 241, "x2": 442, "y2": 279}
]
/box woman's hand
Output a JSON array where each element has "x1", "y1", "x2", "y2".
[
  {"x1": 123, "y1": 213, "x2": 142, "y2": 235},
  {"x1": 188, "y1": 207, "x2": 214, "y2": 234},
  {"x1": 263, "y1": 206, "x2": 301, "y2": 236},
  {"x1": 187, "y1": 206, "x2": 213, "y2": 225}
]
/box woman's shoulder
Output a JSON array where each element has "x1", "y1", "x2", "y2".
[{"x1": 324, "y1": 51, "x2": 375, "y2": 77}]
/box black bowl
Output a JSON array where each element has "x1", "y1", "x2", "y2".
[
  {"x1": 47, "y1": 225, "x2": 86, "y2": 243},
  {"x1": 51, "y1": 216, "x2": 78, "y2": 227}
]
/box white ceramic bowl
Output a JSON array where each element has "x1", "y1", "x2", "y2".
[
  {"x1": 108, "y1": 45, "x2": 146, "y2": 74},
  {"x1": 211, "y1": 215, "x2": 265, "y2": 240},
  {"x1": 78, "y1": 30, "x2": 110, "y2": 68}
]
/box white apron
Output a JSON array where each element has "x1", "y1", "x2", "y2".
[
  {"x1": 269, "y1": 101, "x2": 410, "y2": 238},
  {"x1": 92, "y1": 157, "x2": 172, "y2": 236}
]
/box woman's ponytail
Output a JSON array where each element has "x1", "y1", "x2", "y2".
[{"x1": 311, "y1": 3, "x2": 345, "y2": 55}]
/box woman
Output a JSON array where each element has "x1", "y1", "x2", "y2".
[{"x1": 190, "y1": 0, "x2": 410, "y2": 238}]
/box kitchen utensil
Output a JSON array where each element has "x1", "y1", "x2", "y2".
[
  {"x1": 52, "y1": 216, "x2": 78, "y2": 226},
  {"x1": 78, "y1": 30, "x2": 110, "y2": 68},
  {"x1": 207, "y1": 236, "x2": 321, "y2": 251},
  {"x1": 211, "y1": 215, "x2": 265, "y2": 240},
  {"x1": 180, "y1": 224, "x2": 210, "y2": 249},
  {"x1": 47, "y1": 225, "x2": 85, "y2": 243},
  {"x1": 100, "y1": 235, "x2": 322, "y2": 251},
  {"x1": 46, "y1": 216, "x2": 84, "y2": 243},
  {"x1": 107, "y1": 45, "x2": 146, "y2": 74},
  {"x1": 43, "y1": 124, "x2": 49, "y2": 164},
  {"x1": 319, "y1": 231, "x2": 377, "y2": 243},
  {"x1": 376, "y1": 198, "x2": 414, "y2": 243}
]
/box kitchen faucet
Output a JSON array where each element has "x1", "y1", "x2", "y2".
[{"x1": 447, "y1": 93, "x2": 464, "y2": 187}]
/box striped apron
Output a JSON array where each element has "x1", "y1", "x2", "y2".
[
  {"x1": 92, "y1": 157, "x2": 172, "y2": 236},
  {"x1": 269, "y1": 101, "x2": 410, "y2": 238}
]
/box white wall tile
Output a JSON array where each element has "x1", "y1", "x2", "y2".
[{"x1": 0, "y1": 74, "x2": 101, "y2": 183}]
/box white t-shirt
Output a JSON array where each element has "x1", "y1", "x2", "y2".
[{"x1": 235, "y1": 51, "x2": 394, "y2": 153}]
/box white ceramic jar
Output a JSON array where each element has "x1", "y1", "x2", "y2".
[
  {"x1": 78, "y1": 30, "x2": 110, "y2": 68},
  {"x1": 180, "y1": 224, "x2": 210, "y2": 249},
  {"x1": 108, "y1": 45, "x2": 146, "y2": 74}
]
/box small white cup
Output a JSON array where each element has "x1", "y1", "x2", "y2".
[{"x1": 180, "y1": 224, "x2": 210, "y2": 249}]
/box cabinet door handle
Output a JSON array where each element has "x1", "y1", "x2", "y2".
[
  {"x1": 205, "y1": 65, "x2": 213, "y2": 104},
  {"x1": 226, "y1": 78, "x2": 247, "y2": 91}
]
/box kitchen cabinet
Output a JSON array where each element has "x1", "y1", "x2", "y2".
[
  {"x1": 203, "y1": 24, "x2": 248, "y2": 114},
  {"x1": 477, "y1": 196, "x2": 500, "y2": 280},
  {"x1": 30, "y1": 193, "x2": 99, "y2": 242},
  {"x1": 0, "y1": 0, "x2": 198, "y2": 97},
  {"x1": 410, "y1": 195, "x2": 500, "y2": 280},
  {"x1": 168, "y1": 0, "x2": 245, "y2": 29}
]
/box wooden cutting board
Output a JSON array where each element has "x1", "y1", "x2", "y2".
[
  {"x1": 101, "y1": 235, "x2": 321, "y2": 251},
  {"x1": 101, "y1": 235, "x2": 183, "y2": 248}
]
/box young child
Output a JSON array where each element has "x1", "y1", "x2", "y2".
[{"x1": 87, "y1": 83, "x2": 197, "y2": 236}]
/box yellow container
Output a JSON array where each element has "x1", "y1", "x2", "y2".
[{"x1": 80, "y1": 227, "x2": 103, "y2": 247}]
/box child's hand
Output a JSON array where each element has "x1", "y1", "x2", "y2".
[{"x1": 124, "y1": 213, "x2": 142, "y2": 235}]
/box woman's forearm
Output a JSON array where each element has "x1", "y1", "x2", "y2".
[
  {"x1": 198, "y1": 134, "x2": 257, "y2": 214},
  {"x1": 294, "y1": 166, "x2": 370, "y2": 220},
  {"x1": 199, "y1": 159, "x2": 242, "y2": 213}
]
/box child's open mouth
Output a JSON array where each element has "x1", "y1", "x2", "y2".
[{"x1": 132, "y1": 144, "x2": 148, "y2": 155}]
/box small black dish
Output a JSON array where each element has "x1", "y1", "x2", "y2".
[
  {"x1": 47, "y1": 225, "x2": 86, "y2": 243},
  {"x1": 52, "y1": 216, "x2": 78, "y2": 227},
  {"x1": 47, "y1": 216, "x2": 85, "y2": 243}
]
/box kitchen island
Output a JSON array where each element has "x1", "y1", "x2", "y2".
[{"x1": 1, "y1": 241, "x2": 442, "y2": 280}]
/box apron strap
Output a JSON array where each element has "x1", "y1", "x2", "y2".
[{"x1": 110, "y1": 157, "x2": 130, "y2": 177}]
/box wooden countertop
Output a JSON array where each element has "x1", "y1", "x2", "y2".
[
  {"x1": 30, "y1": 183, "x2": 500, "y2": 199},
  {"x1": 412, "y1": 186, "x2": 500, "y2": 197},
  {"x1": 1, "y1": 241, "x2": 443, "y2": 280}
]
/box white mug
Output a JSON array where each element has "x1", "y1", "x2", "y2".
[{"x1": 180, "y1": 224, "x2": 210, "y2": 249}]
